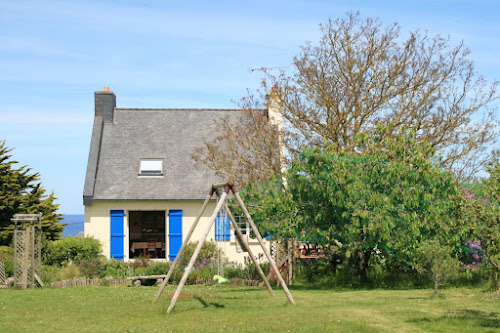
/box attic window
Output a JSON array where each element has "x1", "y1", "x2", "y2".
[{"x1": 139, "y1": 159, "x2": 163, "y2": 176}]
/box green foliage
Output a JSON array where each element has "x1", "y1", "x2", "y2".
[
  {"x1": 178, "y1": 240, "x2": 220, "y2": 269},
  {"x1": 0, "y1": 140, "x2": 63, "y2": 245},
  {"x1": 415, "y1": 239, "x2": 462, "y2": 294},
  {"x1": 59, "y1": 263, "x2": 82, "y2": 280},
  {"x1": 0, "y1": 245, "x2": 14, "y2": 277},
  {"x1": 77, "y1": 256, "x2": 106, "y2": 278},
  {"x1": 143, "y1": 262, "x2": 172, "y2": 276},
  {"x1": 44, "y1": 236, "x2": 103, "y2": 266},
  {"x1": 463, "y1": 157, "x2": 500, "y2": 293},
  {"x1": 224, "y1": 262, "x2": 245, "y2": 279},
  {"x1": 0, "y1": 245, "x2": 13, "y2": 257},
  {"x1": 239, "y1": 130, "x2": 465, "y2": 278},
  {"x1": 102, "y1": 259, "x2": 135, "y2": 279}
]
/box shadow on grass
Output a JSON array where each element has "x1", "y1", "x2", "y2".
[
  {"x1": 194, "y1": 296, "x2": 225, "y2": 308},
  {"x1": 217, "y1": 287, "x2": 263, "y2": 293},
  {"x1": 409, "y1": 309, "x2": 500, "y2": 329}
]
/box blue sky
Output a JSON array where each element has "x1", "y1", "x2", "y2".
[{"x1": 1, "y1": 0, "x2": 499, "y2": 214}]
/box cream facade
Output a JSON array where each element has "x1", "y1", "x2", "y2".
[{"x1": 84, "y1": 200, "x2": 269, "y2": 264}]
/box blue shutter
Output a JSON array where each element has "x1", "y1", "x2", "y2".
[
  {"x1": 168, "y1": 210, "x2": 183, "y2": 261},
  {"x1": 110, "y1": 210, "x2": 125, "y2": 260},
  {"x1": 215, "y1": 211, "x2": 230, "y2": 241}
]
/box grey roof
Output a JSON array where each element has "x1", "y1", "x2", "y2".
[{"x1": 84, "y1": 107, "x2": 254, "y2": 204}]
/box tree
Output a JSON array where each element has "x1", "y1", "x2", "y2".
[
  {"x1": 471, "y1": 156, "x2": 500, "y2": 294},
  {"x1": 0, "y1": 141, "x2": 62, "y2": 245},
  {"x1": 484, "y1": 158, "x2": 500, "y2": 295},
  {"x1": 193, "y1": 94, "x2": 282, "y2": 185},
  {"x1": 195, "y1": 12, "x2": 499, "y2": 182},
  {"x1": 234, "y1": 130, "x2": 467, "y2": 279},
  {"x1": 415, "y1": 239, "x2": 462, "y2": 295}
]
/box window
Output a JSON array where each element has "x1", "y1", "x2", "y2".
[
  {"x1": 234, "y1": 215, "x2": 248, "y2": 236},
  {"x1": 215, "y1": 210, "x2": 230, "y2": 241},
  {"x1": 139, "y1": 159, "x2": 163, "y2": 175},
  {"x1": 129, "y1": 211, "x2": 166, "y2": 259},
  {"x1": 234, "y1": 215, "x2": 249, "y2": 253}
]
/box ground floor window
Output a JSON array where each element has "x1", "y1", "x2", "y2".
[
  {"x1": 234, "y1": 215, "x2": 249, "y2": 253},
  {"x1": 129, "y1": 211, "x2": 165, "y2": 259}
]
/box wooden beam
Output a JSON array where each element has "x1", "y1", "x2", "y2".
[
  {"x1": 224, "y1": 204, "x2": 275, "y2": 296},
  {"x1": 233, "y1": 191, "x2": 296, "y2": 305},
  {"x1": 34, "y1": 273, "x2": 44, "y2": 288},
  {"x1": 167, "y1": 189, "x2": 229, "y2": 314},
  {"x1": 153, "y1": 191, "x2": 213, "y2": 302},
  {"x1": 128, "y1": 275, "x2": 167, "y2": 280}
]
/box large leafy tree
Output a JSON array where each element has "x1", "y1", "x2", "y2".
[
  {"x1": 0, "y1": 141, "x2": 62, "y2": 245},
  {"x1": 195, "y1": 12, "x2": 499, "y2": 182},
  {"x1": 236, "y1": 131, "x2": 467, "y2": 279},
  {"x1": 461, "y1": 156, "x2": 500, "y2": 294}
]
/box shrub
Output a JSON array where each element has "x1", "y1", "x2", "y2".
[
  {"x1": 178, "y1": 240, "x2": 220, "y2": 269},
  {"x1": 0, "y1": 245, "x2": 14, "y2": 277},
  {"x1": 144, "y1": 262, "x2": 172, "y2": 276},
  {"x1": 41, "y1": 265, "x2": 61, "y2": 284},
  {"x1": 78, "y1": 257, "x2": 106, "y2": 278},
  {"x1": 103, "y1": 259, "x2": 134, "y2": 278},
  {"x1": 59, "y1": 263, "x2": 82, "y2": 280},
  {"x1": 415, "y1": 239, "x2": 462, "y2": 295},
  {"x1": 225, "y1": 262, "x2": 245, "y2": 279},
  {"x1": 44, "y1": 236, "x2": 103, "y2": 266}
]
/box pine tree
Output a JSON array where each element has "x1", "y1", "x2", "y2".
[{"x1": 0, "y1": 141, "x2": 63, "y2": 245}]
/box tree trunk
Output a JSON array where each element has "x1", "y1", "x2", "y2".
[
  {"x1": 434, "y1": 281, "x2": 439, "y2": 295},
  {"x1": 353, "y1": 249, "x2": 371, "y2": 283}
]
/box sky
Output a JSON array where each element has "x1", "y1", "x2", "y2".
[{"x1": 1, "y1": 0, "x2": 499, "y2": 214}]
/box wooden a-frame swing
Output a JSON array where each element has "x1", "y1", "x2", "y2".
[{"x1": 154, "y1": 181, "x2": 296, "y2": 313}]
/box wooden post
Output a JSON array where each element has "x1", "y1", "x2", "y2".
[
  {"x1": 36, "y1": 218, "x2": 42, "y2": 278},
  {"x1": 233, "y1": 191, "x2": 296, "y2": 305},
  {"x1": 21, "y1": 226, "x2": 30, "y2": 290},
  {"x1": 0, "y1": 259, "x2": 5, "y2": 285},
  {"x1": 224, "y1": 204, "x2": 275, "y2": 296},
  {"x1": 30, "y1": 225, "x2": 35, "y2": 288},
  {"x1": 167, "y1": 189, "x2": 229, "y2": 313},
  {"x1": 154, "y1": 191, "x2": 213, "y2": 302},
  {"x1": 13, "y1": 224, "x2": 18, "y2": 287}
]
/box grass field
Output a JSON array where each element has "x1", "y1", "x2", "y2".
[{"x1": 0, "y1": 284, "x2": 498, "y2": 332}]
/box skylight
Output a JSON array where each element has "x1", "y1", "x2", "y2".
[{"x1": 139, "y1": 159, "x2": 163, "y2": 175}]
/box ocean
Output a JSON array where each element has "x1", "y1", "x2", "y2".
[{"x1": 60, "y1": 214, "x2": 84, "y2": 237}]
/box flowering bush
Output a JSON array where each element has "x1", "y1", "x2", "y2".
[
  {"x1": 463, "y1": 240, "x2": 483, "y2": 269},
  {"x1": 269, "y1": 262, "x2": 291, "y2": 281}
]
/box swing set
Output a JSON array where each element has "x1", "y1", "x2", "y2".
[{"x1": 154, "y1": 181, "x2": 296, "y2": 313}]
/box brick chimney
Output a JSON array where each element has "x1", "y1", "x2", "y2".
[{"x1": 95, "y1": 87, "x2": 116, "y2": 122}]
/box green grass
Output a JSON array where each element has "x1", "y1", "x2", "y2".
[{"x1": 0, "y1": 285, "x2": 498, "y2": 332}]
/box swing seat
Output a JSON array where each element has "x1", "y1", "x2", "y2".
[{"x1": 213, "y1": 275, "x2": 230, "y2": 284}]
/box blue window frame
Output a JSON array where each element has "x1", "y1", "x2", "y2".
[{"x1": 215, "y1": 210, "x2": 230, "y2": 241}]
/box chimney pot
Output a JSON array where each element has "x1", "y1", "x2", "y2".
[{"x1": 104, "y1": 86, "x2": 109, "y2": 92}]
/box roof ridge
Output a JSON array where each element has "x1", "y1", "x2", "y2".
[{"x1": 114, "y1": 108, "x2": 267, "y2": 111}]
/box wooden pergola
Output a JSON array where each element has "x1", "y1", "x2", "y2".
[
  {"x1": 11, "y1": 214, "x2": 44, "y2": 289},
  {"x1": 154, "y1": 181, "x2": 296, "y2": 313}
]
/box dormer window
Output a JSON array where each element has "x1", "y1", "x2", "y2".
[{"x1": 139, "y1": 159, "x2": 163, "y2": 176}]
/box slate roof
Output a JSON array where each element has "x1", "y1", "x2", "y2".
[{"x1": 84, "y1": 103, "x2": 259, "y2": 204}]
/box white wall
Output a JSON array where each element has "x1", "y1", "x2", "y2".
[{"x1": 84, "y1": 200, "x2": 270, "y2": 264}]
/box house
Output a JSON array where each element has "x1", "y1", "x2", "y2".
[{"x1": 83, "y1": 88, "x2": 282, "y2": 263}]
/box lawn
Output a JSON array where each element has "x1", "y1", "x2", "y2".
[{"x1": 0, "y1": 284, "x2": 498, "y2": 332}]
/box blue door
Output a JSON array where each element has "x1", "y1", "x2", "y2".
[
  {"x1": 110, "y1": 210, "x2": 125, "y2": 260},
  {"x1": 168, "y1": 210, "x2": 183, "y2": 261}
]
